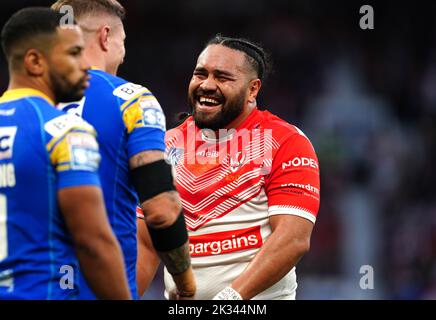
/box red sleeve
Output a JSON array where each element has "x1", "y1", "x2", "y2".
[{"x1": 265, "y1": 131, "x2": 320, "y2": 223}]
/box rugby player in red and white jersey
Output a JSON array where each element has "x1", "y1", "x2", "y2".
[{"x1": 137, "y1": 35, "x2": 320, "y2": 300}]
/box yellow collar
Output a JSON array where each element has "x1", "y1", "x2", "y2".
[{"x1": 0, "y1": 88, "x2": 54, "y2": 105}]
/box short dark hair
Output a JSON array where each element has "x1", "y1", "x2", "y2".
[
  {"x1": 206, "y1": 34, "x2": 272, "y2": 82},
  {"x1": 1, "y1": 7, "x2": 66, "y2": 64},
  {"x1": 51, "y1": 0, "x2": 126, "y2": 21}
]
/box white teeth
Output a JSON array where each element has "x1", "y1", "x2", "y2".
[{"x1": 199, "y1": 97, "x2": 220, "y2": 105}]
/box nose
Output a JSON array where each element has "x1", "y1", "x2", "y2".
[{"x1": 199, "y1": 76, "x2": 217, "y2": 92}]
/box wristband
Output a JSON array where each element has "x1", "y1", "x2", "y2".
[{"x1": 212, "y1": 287, "x2": 243, "y2": 300}]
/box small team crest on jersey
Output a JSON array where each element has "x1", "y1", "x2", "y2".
[
  {"x1": 67, "y1": 133, "x2": 98, "y2": 149},
  {"x1": 0, "y1": 126, "x2": 17, "y2": 160},
  {"x1": 68, "y1": 134, "x2": 100, "y2": 171},
  {"x1": 70, "y1": 147, "x2": 100, "y2": 171},
  {"x1": 138, "y1": 95, "x2": 166, "y2": 130},
  {"x1": 138, "y1": 95, "x2": 162, "y2": 111},
  {"x1": 166, "y1": 147, "x2": 184, "y2": 165},
  {"x1": 229, "y1": 151, "x2": 247, "y2": 173},
  {"x1": 142, "y1": 108, "x2": 166, "y2": 131}
]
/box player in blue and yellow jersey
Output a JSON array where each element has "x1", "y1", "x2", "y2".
[
  {"x1": 0, "y1": 7, "x2": 131, "y2": 299},
  {"x1": 51, "y1": 0, "x2": 196, "y2": 299}
]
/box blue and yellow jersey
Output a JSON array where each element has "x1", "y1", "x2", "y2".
[
  {"x1": 59, "y1": 69, "x2": 166, "y2": 299},
  {"x1": 0, "y1": 88, "x2": 101, "y2": 299}
]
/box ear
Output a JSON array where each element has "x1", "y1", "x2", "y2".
[
  {"x1": 247, "y1": 79, "x2": 261, "y2": 104},
  {"x1": 23, "y1": 49, "x2": 45, "y2": 76},
  {"x1": 98, "y1": 25, "x2": 111, "y2": 52}
]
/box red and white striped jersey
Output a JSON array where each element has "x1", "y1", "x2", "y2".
[{"x1": 142, "y1": 108, "x2": 320, "y2": 299}]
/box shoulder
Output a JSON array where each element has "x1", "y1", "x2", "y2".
[
  {"x1": 22, "y1": 98, "x2": 66, "y2": 126},
  {"x1": 89, "y1": 69, "x2": 155, "y2": 105},
  {"x1": 165, "y1": 117, "x2": 192, "y2": 142},
  {"x1": 43, "y1": 112, "x2": 95, "y2": 139},
  {"x1": 7, "y1": 95, "x2": 54, "y2": 114},
  {"x1": 89, "y1": 69, "x2": 126, "y2": 88},
  {"x1": 256, "y1": 109, "x2": 309, "y2": 144}
]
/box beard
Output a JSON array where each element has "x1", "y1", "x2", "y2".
[
  {"x1": 189, "y1": 88, "x2": 246, "y2": 131},
  {"x1": 50, "y1": 70, "x2": 87, "y2": 104}
]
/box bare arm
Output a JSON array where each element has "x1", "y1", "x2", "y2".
[
  {"x1": 136, "y1": 217, "x2": 160, "y2": 297},
  {"x1": 230, "y1": 215, "x2": 313, "y2": 300},
  {"x1": 131, "y1": 150, "x2": 196, "y2": 298},
  {"x1": 59, "y1": 186, "x2": 131, "y2": 300}
]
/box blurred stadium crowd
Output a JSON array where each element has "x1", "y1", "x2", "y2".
[{"x1": 1, "y1": 0, "x2": 435, "y2": 299}]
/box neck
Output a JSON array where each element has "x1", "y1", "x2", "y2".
[
  {"x1": 224, "y1": 102, "x2": 256, "y2": 130},
  {"x1": 8, "y1": 73, "x2": 55, "y2": 104},
  {"x1": 83, "y1": 42, "x2": 109, "y2": 73}
]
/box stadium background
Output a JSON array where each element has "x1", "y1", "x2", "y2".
[{"x1": 0, "y1": 0, "x2": 435, "y2": 299}]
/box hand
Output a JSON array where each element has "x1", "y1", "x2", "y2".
[{"x1": 170, "y1": 266, "x2": 196, "y2": 300}]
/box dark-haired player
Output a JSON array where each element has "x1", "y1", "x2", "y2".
[
  {"x1": 138, "y1": 35, "x2": 320, "y2": 299},
  {"x1": 0, "y1": 7, "x2": 130, "y2": 299},
  {"x1": 51, "y1": 0, "x2": 195, "y2": 299}
]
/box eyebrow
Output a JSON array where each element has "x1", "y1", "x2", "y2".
[{"x1": 194, "y1": 67, "x2": 236, "y2": 78}]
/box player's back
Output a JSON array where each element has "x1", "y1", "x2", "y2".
[
  {"x1": 0, "y1": 89, "x2": 86, "y2": 299},
  {"x1": 60, "y1": 69, "x2": 166, "y2": 299}
]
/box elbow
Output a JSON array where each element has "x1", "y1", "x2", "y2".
[
  {"x1": 142, "y1": 191, "x2": 182, "y2": 229},
  {"x1": 293, "y1": 238, "x2": 311, "y2": 258}
]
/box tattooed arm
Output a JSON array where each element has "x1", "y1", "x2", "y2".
[{"x1": 130, "y1": 150, "x2": 196, "y2": 299}]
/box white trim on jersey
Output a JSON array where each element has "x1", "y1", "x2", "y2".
[{"x1": 268, "y1": 205, "x2": 316, "y2": 224}]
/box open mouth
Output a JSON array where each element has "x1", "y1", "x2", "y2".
[{"x1": 197, "y1": 96, "x2": 223, "y2": 109}]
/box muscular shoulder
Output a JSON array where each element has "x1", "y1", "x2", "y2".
[
  {"x1": 255, "y1": 109, "x2": 308, "y2": 145},
  {"x1": 89, "y1": 69, "x2": 154, "y2": 105}
]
